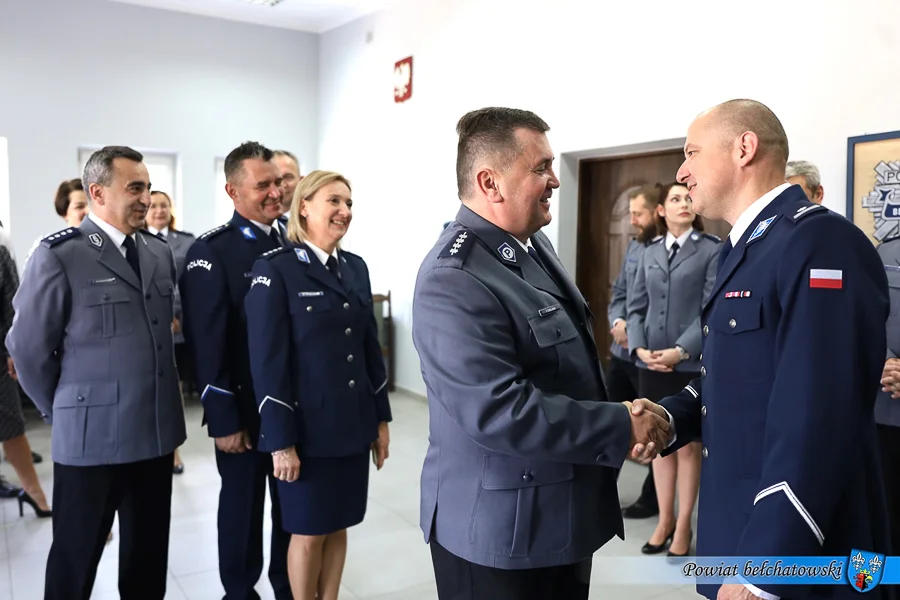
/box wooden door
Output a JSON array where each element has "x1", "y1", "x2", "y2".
[{"x1": 575, "y1": 150, "x2": 730, "y2": 367}]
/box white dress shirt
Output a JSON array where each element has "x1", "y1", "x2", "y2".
[
  {"x1": 88, "y1": 213, "x2": 135, "y2": 258},
  {"x1": 728, "y1": 183, "x2": 792, "y2": 246},
  {"x1": 146, "y1": 225, "x2": 169, "y2": 238},
  {"x1": 665, "y1": 227, "x2": 693, "y2": 254},
  {"x1": 304, "y1": 240, "x2": 339, "y2": 267}
]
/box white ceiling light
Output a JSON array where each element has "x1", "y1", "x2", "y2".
[{"x1": 236, "y1": 0, "x2": 285, "y2": 6}]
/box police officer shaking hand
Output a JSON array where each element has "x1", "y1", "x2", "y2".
[
  {"x1": 412, "y1": 107, "x2": 672, "y2": 600},
  {"x1": 634, "y1": 100, "x2": 892, "y2": 600},
  {"x1": 180, "y1": 142, "x2": 291, "y2": 600}
]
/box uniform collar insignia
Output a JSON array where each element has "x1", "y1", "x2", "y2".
[
  {"x1": 747, "y1": 215, "x2": 778, "y2": 244},
  {"x1": 691, "y1": 232, "x2": 699, "y2": 241},
  {"x1": 497, "y1": 241, "x2": 516, "y2": 263},
  {"x1": 295, "y1": 248, "x2": 310, "y2": 263},
  {"x1": 240, "y1": 226, "x2": 257, "y2": 240},
  {"x1": 88, "y1": 232, "x2": 103, "y2": 248}
]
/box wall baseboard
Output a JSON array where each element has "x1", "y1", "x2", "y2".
[{"x1": 393, "y1": 385, "x2": 427, "y2": 404}]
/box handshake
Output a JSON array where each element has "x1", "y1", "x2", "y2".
[{"x1": 623, "y1": 398, "x2": 672, "y2": 465}]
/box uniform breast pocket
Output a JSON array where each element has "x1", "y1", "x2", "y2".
[
  {"x1": 470, "y1": 455, "x2": 574, "y2": 558},
  {"x1": 708, "y1": 297, "x2": 770, "y2": 381},
  {"x1": 290, "y1": 295, "x2": 330, "y2": 315},
  {"x1": 79, "y1": 284, "x2": 135, "y2": 338},
  {"x1": 886, "y1": 268, "x2": 900, "y2": 316},
  {"x1": 527, "y1": 307, "x2": 580, "y2": 380},
  {"x1": 153, "y1": 279, "x2": 174, "y2": 320}
]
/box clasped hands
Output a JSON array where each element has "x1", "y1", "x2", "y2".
[
  {"x1": 636, "y1": 347, "x2": 682, "y2": 373},
  {"x1": 881, "y1": 357, "x2": 900, "y2": 398},
  {"x1": 624, "y1": 398, "x2": 672, "y2": 464}
]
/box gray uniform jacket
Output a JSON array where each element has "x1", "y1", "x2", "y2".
[
  {"x1": 6, "y1": 218, "x2": 187, "y2": 466},
  {"x1": 876, "y1": 237, "x2": 900, "y2": 427},
  {"x1": 163, "y1": 228, "x2": 195, "y2": 345},
  {"x1": 607, "y1": 238, "x2": 654, "y2": 362},
  {"x1": 626, "y1": 230, "x2": 720, "y2": 372},
  {"x1": 412, "y1": 205, "x2": 633, "y2": 571}
]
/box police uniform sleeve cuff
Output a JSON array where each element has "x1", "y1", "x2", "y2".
[
  {"x1": 737, "y1": 575, "x2": 780, "y2": 600},
  {"x1": 663, "y1": 407, "x2": 677, "y2": 448}
]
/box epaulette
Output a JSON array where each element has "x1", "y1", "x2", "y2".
[
  {"x1": 198, "y1": 222, "x2": 231, "y2": 241},
  {"x1": 140, "y1": 229, "x2": 168, "y2": 243},
  {"x1": 701, "y1": 232, "x2": 721, "y2": 243},
  {"x1": 881, "y1": 234, "x2": 900, "y2": 245},
  {"x1": 648, "y1": 236, "x2": 664, "y2": 245},
  {"x1": 438, "y1": 228, "x2": 475, "y2": 261},
  {"x1": 40, "y1": 228, "x2": 81, "y2": 248},
  {"x1": 789, "y1": 202, "x2": 827, "y2": 222},
  {"x1": 259, "y1": 246, "x2": 289, "y2": 259}
]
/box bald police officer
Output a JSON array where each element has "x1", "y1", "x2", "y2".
[
  {"x1": 412, "y1": 107, "x2": 671, "y2": 600},
  {"x1": 7, "y1": 146, "x2": 186, "y2": 600}
]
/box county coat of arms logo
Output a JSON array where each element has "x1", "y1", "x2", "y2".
[
  {"x1": 847, "y1": 549, "x2": 885, "y2": 592},
  {"x1": 860, "y1": 160, "x2": 900, "y2": 242}
]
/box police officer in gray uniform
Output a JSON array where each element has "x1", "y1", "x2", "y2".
[
  {"x1": 7, "y1": 146, "x2": 186, "y2": 600},
  {"x1": 412, "y1": 107, "x2": 671, "y2": 600},
  {"x1": 608, "y1": 184, "x2": 662, "y2": 520},
  {"x1": 876, "y1": 236, "x2": 900, "y2": 553}
]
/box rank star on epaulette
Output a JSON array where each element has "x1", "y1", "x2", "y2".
[
  {"x1": 439, "y1": 229, "x2": 474, "y2": 260},
  {"x1": 41, "y1": 228, "x2": 81, "y2": 248},
  {"x1": 199, "y1": 223, "x2": 230, "y2": 240}
]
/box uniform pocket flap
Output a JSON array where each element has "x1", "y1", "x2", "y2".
[
  {"x1": 55, "y1": 381, "x2": 119, "y2": 408},
  {"x1": 709, "y1": 297, "x2": 761, "y2": 334},
  {"x1": 481, "y1": 455, "x2": 574, "y2": 490},
  {"x1": 153, "y1": 279, "x2": 174, "y2": 296},
  {"x1": 527, "y1": 307, "x2": 578, "y2": 348},
  {"x1": 290, "y1": 295, "x2": 331, "y2": 314},
  {"x1": 81, "y1": 285, "x2": 130, "y2": 306}
]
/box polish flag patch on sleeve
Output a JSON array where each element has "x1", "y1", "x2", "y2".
[{"x1": 809, "y1": 268, "x2": 843, "y2": 289}]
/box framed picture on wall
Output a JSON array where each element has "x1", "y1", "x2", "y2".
[{"x1": 846, "y1": 130, "x2": 900, "y2": 245}]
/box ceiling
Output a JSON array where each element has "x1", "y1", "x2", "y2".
[{"x1": 105, "y1": 0, "x2": 395, "y2": 33}]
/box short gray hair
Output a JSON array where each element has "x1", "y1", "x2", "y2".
[
  {"x1": 83, "y1": 146, "x2": 144, "y2": 197},
  {"x1": 273, "y1": 149, "x2": 298, "y2": 165},
  {"x1": 785, "y1": 160, "x2": 821, "y2": 189}
]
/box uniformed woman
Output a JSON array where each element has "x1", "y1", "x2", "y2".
[
  {"x1": 244, "y1": 170, "x2": 391, "y2": 600},
  {"x1": 626, "y1": 181, "x2": 720, "y2": 558}
]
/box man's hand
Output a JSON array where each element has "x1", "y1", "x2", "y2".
[
  {"x1": 644, "y1": 347, "x2": 681, "y2": 372},
  {"x1": 6, "y1": 357, "x2": 16, "y2": 380},
  {"x1": 171, "y1": 318, "x2": 181, "y2": 335},
  {"x1": 272, "y1": 446, "x2": 301, "y2": 482},
  {"x1": 215, "y1": 430, "x2": 252, "y2": 453},
  {"x1": 636, "y1": 348, "x2": 660, "y2": 365},
  {"x1": 882, "y1": 357, "x2": 900, "y2": 398},
  {"x1": 610, "y1": 320, "x2": 628, "y2": 348},
  {"x1": 624, "y1": 399, "x2": 671, "y2": 464},
  {"x1": 717, "y1": 583, "x2": 759, "y2": 599},
  {"x1": 371, "y1": 421, "x2": 390, "y2": 470}
]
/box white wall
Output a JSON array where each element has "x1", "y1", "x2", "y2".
[
  {"x1": 319, "y1": 0, "x2": 900, "y2": 395},
  {"x1": 0, "y1": 0, "x2": 319, "y2": 260}
]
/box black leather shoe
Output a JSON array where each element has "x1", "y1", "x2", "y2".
[
  {"x1": 622, "y1": 500, "x2": 659, "y2": 519},
  {"x1": 667, "y1": 530, "x2": 693, "y2": 561},
  {"x1": 0, "y1": 475, "x2": 21, "y2": 498},
  {"x1": 30, "y1": 451, "x2": 43, "y2": 464},
  {"x1": 641, "y1": 529, "x2": 675, "y2": 555},
  {"x1": 173, "y1": 464, "x2": 184, "y2": 475}
]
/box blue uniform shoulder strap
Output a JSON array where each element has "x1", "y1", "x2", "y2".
[
  {"x1": 789, "y1": 202, "x2": 827, "y2": 222},
  {"x1": 701, "y1": 232, "x2": 721, "y2": 243},
  {"x1": 259, "y1": 246, "x2": 290, "y2": 260},
  {"x1": 40, "y1": 228, "x2": 81, "y2": 248},
  {"x1": 438, "y1": 228, "x2": 475, "y2": 261},
  {"x1": 198, "y1": 222, "x2": 231, "y2": 241},
  {"x1": 140, "y1": 229, "x2": 168, "y2": 243}
]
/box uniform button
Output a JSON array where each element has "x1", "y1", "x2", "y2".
[
  {"x1": 294, "y1": 401, "x2": 298, "y2": 407},
  {"x1": 702, "y1": 447, "x2": 709, "y2": 459},
  {"x1": 145, "y1": 293, "x2": 151, "y2": 300},
  {"x1": 556, "y1": 327, "x2": 561, "y2": 337},
  {"x1": 152, "y1": 318, "x2": 159, "y2": 325},
  {"x1": 343, "y1": 302, "x2": 350, "y2": 310},
  {"x1": 661, "y1": 295, "x2": 666, "y2": 299},
  {"x1": 729, "y1": 319, "x2": 736, "y2": 328},
  {"x1": 157, "y1": 345, "x2": 162, "y2": 351},
  {"x1": 522, "y1": 471, "x2": 533, "y2": 483},
  {"x1": 102, "y1": 293, "x2": 110, "y2": 301},
  {"x1": 77, "y1": 395, "x2": 85, "y2": 402},
  {"x1": 158, "y1": 369, "x2": 163, "y2": 376},
  {"x1": 345, "y1": 328, "x2": 352, "y2": 336},
  {"x1": 701, "y1": 366, "x2": 707, "y2": 377},
  {"x1": 703, "y1": 325, "x2": 709, "y2": 336},
  {"x1": 659, "y1": 310, "x2": 665, "y2": 315},
  {"x1": 701, "y1": 405, "x2": 707, "y2": 417},
  {"x1": 348, "y1": 380, "x2": 356, "y2": 388},
  {"x1": 699, "y1": 353, "x2": 702, "y2": 361},
  {"x1": 347, "y1": 355, "x2": 354, "y2": 363},
  {"x1": 307, "y1": 306, "x2": 313, "y2": 312},
  {"x1": 595, "y1": 454, "x2": 606, "y2": 464}
]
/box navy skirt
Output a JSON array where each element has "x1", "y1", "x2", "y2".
[{"x1": 277, "y1": 451, "x2": 370, "y2": 536}]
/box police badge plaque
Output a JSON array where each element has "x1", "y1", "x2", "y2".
[{"x1": 846, "y1": 130, "x2": 900, "y2": 245}]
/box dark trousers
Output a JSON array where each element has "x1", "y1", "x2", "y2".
[
  {"x1": 215, "y1": 447, "x2": 292, "y2": 600},
  {"x1": 430, "y1": 540, "x2": 590, "y2": 600},
  {"x1": 45, "y1": 454, "x2": 174, "y2": 600},
  {"x1": 879, "y1": 424, "x2": 900, "y2": 553},
  {"x1": 607, "y1": 356, "x2": 657, "y2": 508}
]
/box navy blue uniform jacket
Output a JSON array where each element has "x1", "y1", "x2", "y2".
[
  {"x1": 660, "y1": 185, "x2": 892, "y2": 599},
  {"x1": 178, "y1": 211, "x2": 281, "y2": 442},
  {"x1": 243, "y1": 243, "x2": 391, "y2": 456}
]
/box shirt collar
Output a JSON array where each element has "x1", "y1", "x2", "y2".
[
  {"x1": 510, "y1": 235, "x2": 534, "y2": 252},
  {"x1": 665, "y1": 228, "x2": 693, "y2": 250},
  {"x1": 88, "y1": 213, "x2": 134, "y2": 247},
  {"x1": 249, "y1": 219, "x2": 273, "y2": 235},
  {"x1": 304, "y1": 240, "x2": 339, "y2": 266},
  {"x1": 729, "y1": 183, "x2": 792, "y2": 246},
  {"x1": 146, "y1": 225, "x2": 169, "y2": 237}
]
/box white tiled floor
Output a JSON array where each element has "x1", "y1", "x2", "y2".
[{"x1": 0, "y1": 391, "x2": 700, "y2": 599}]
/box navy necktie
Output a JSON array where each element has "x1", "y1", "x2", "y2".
[
  {"x1": 270, "y1": 227, "x2": 283, "y2": 247},
  {"x1": 527, "y1": 246, "x2": 546, "y2": 272},
  {"x1": 717, "y1": 238, "x2": 733, "y2": 273},
  {"x1": 122, "y1": 235, "x2": 141, "y2": 282},
  {"x1": 668, "y1": 241, "x2": 680, "y2": 264},
  {"x1": 326, "y1": 255, "x2": 341, "y2": 279}
]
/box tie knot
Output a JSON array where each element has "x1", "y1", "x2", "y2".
[
  {"x1": 123, "y1": 235, "x2": 136, "y2": 251},
  {"x1": 326, "y1": 255, "x2": 340, "y2": 278}
]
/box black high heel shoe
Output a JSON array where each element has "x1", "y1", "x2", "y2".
[
  {"x1": 18, "y1": 490, "x2": 52, "y2": 518},
  {"x1": 641, "y1": 528, "x2": 675, "y2": 554},
  {"x1": 667, "y1": 529, "x2": 693, "y2": 560}
]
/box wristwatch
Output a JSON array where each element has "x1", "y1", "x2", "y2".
[{"x1": 675, "y1": 345, "x2": 690, "y2": 361}]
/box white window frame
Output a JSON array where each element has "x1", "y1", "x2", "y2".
[
  {"x1": 0, "y1": 137, "x2": 10, "y2": 230},
  {"x1": 77, "y1": 147, "x2": 182, "y2": 230}
]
